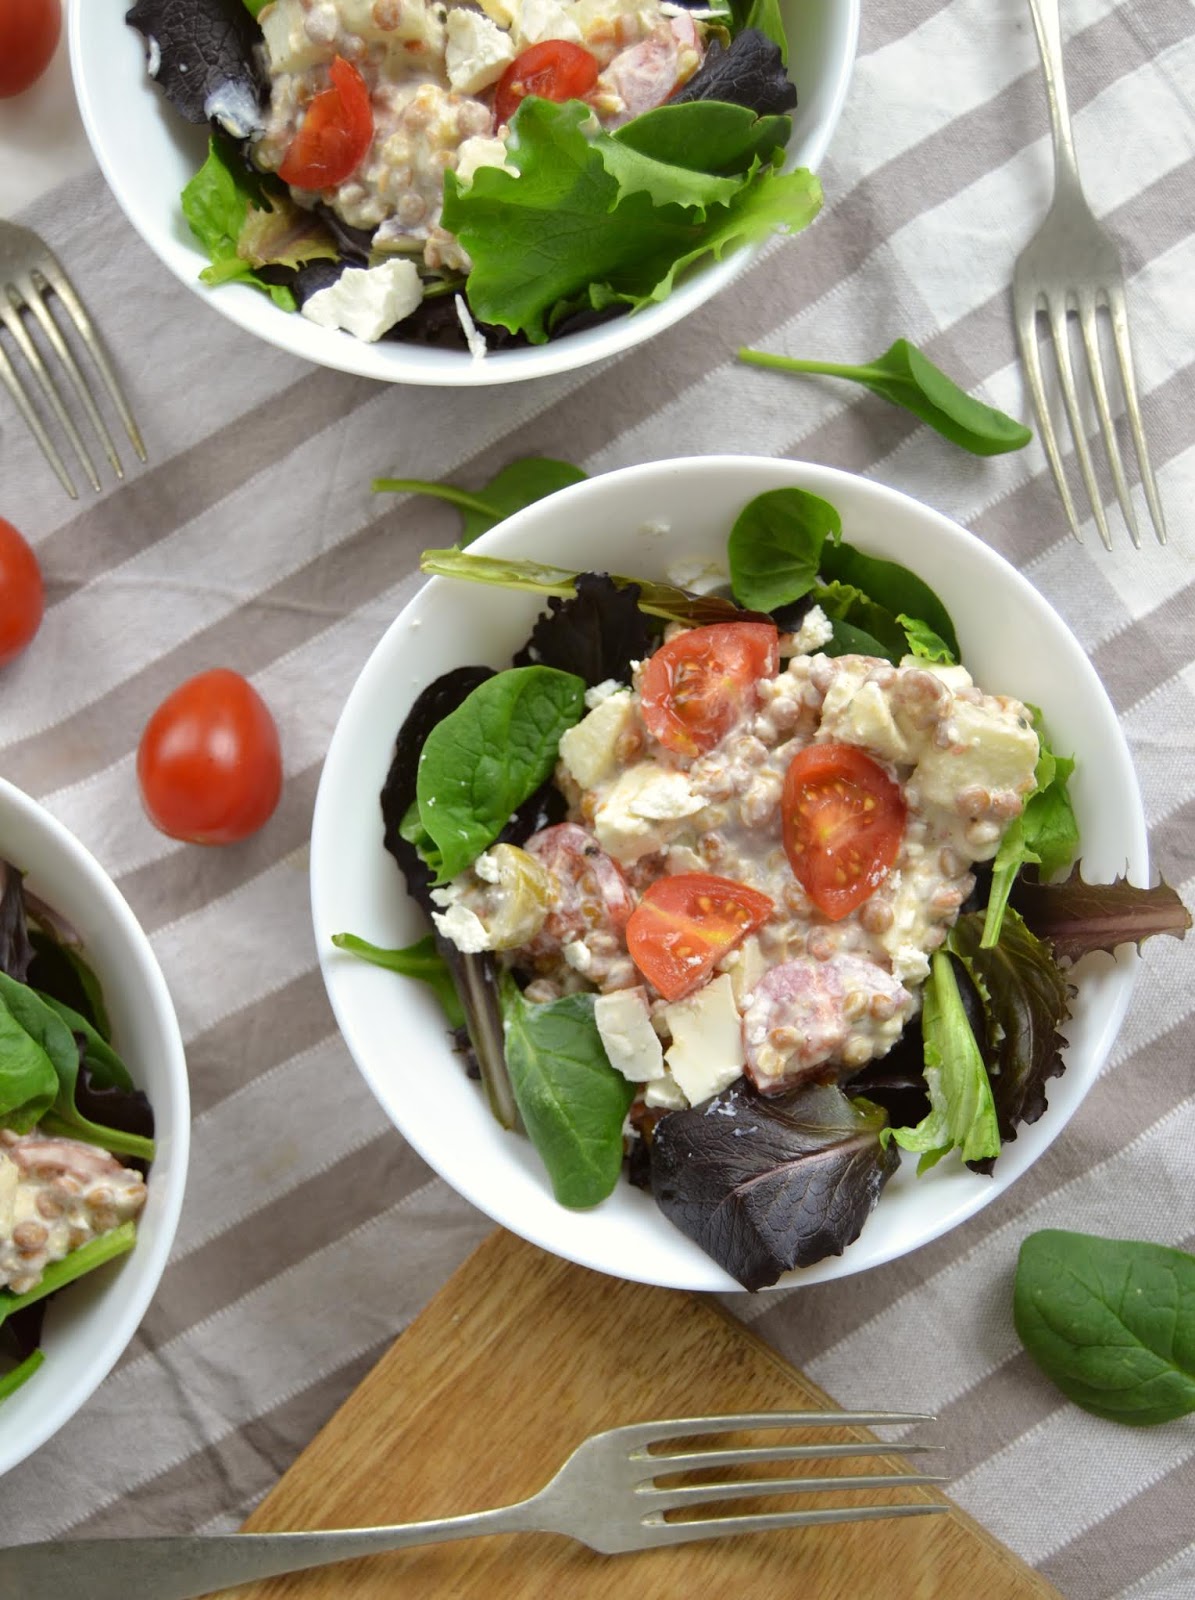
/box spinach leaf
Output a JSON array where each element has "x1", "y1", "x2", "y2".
[
  {"x1": 671, "y1": 29, "x2": 796, "y2": 114},
  {"x1": 421, "y1": 548, "x2": 764, "y2": 628},
  {"x1": 899, "y1": 613, "x2": 955, "y2": 663},
  {"x1": 27, "y1": 930, "x2": 112, "y2": 1041},
  {"x1": 818, "y1": 540, "x2": 960, "y2": 659},
  {"x1": 500, "y1": 978, "x2": 634, "y2": 1208},
  {"x1": 442, "y1": 98, "x2": 820, "y2": 342},
  {"x1": 612, "y1": 102, "x2": 790, "y2": 177},
  {"x1": 0, "y1": 1348, "x2": 43, "y2": 1404},
  {"x1": 0, "y1": 993, "x2": 58, "y2": 1133},
  {"x1": 513, "y1": 573, "x2": 654, "y2": 688},
  {"x1": 727, "y1": 487, "x2": 841, "y2": 613},
  {"x1": 37, "y1": 994, "x2": 133, "y2": 1092},
  {"x1": 331, "y1": 932, "x2": 465, "y2": 1031},
  {"x1": 882, "y1": 951, "x2": 1000, "y2": 1172},
  {"x1": 414, "y1": 666, "x2": 586, "y2": 883},
  {"x1": 0, "y1": 861, "x2": 33, "y2": 984},
  {"x1": 373, "y1": 457, "x2": 588, "y2": 548},
  {"x1": 738, "y1": 339, "x2": 1033, "y2": 457},
  {"x1": 1011, "y1": 866, "x2": 1192, "y2": 967},
  {"x1": 1014, "y1": 1230, "x2": 1195, "y2": 1426},
  {"x1": 0, "y1": 1223, "x2": 138, "y2": 1331},
  {"x1": 813, "y1": 580, "x2": 907, "y2": 664},
  {"x1": 649, "y1": 1080, "x2": 899, "y2": 1290},
  {"x1": 948, "y1": 909, "x2": 1071, "y2": 1167},
  {"x1": 982, "y1": 728, "x2": 1079, "y2": 947},
  {"x1": 181, "y1": 139, "x2": 299, "y2": 311}
]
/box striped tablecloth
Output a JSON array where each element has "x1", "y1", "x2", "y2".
[{"x1": 1, "y1": 3, "x2": 1192, "y2": 1594}]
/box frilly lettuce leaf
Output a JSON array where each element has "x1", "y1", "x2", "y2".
[
  {"x1": 182, "y1": 139, "x2": 301, "y2": 310},
  {"x1": 1011, "y1": 866, "x2": 1192, "y2": 966}
]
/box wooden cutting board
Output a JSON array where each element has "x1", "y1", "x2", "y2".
[{"x1": 228, "y1": 1229, "x2": 1058, "y2": 1599}]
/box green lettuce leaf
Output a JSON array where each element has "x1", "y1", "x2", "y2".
[
  {"x1": 981, "y1": 722, "x2": 1078, "y2": 947},
  {"x1": 899, "y1": 613, "x2": 955, "y2": 663},
  {"x1": 182, "y1": 137, "x2": 309, "y2": 312},
  {"x1": 611, "y1": 102, "x2": 790, "y2": 176}
]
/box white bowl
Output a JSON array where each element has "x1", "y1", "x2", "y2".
[
  {"x1": 68, "y1": 0, "x2": 858, "y2": 387},
  {"x1": 311, "y1": 457, "x2": 1147, "y2": 1291},
  {"x1": 0, "y1": 778, "x2": 188, "y2": 1475}
]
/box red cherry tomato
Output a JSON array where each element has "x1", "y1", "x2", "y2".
[
  {"x1": 0, "y1": 0, "x2": 61, "y2": 99},
  {"x1": 639, "y1": 622, "x2": 779, "y2": 758},
  {"x1": 781, "y1": 742, "x2": 906, "y2": 921},
  {"x1": 523, "y1": 822, "x2": 634, "y2": 952},
  {"x1": 626, "y1": 872, "x2": 773, "y2": 1002},
  {"x1": 278, "y1": 55, "x2": 373, "y2": 190},
  {"x1": 137, "y1": 670, "x2": 283, "y2": 846},
  {"x1": 0, "y1": 517, "x2": 44, "y2": 667},
  {"x1": 493, "y1": 41, "x2": 600, "y2": 125}
]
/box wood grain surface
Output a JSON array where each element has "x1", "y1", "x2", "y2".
[{"x1": 227, "y1": 1229, "x2": 1060, "y2": 1599}]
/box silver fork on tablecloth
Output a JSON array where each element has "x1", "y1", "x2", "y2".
[
  {"x1": 1014, "y1": 0, "x2": 1167, "y2": 548},
  {"x1": 0, "y1": 1411, "x2": 946, "y2": 1599},
  {"x1": 0, "y1": 220, "x2": 145, "y2": 499}
]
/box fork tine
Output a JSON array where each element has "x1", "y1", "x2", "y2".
[
  {"x1": 18, "y1": 273, "x2": 125, "y2": 480},
  {"x1": 0, "y1": 329, "x2": 78, "y2": 497},
  {"x1": 644, "y1": 1441, "x2": 944, "y2": 1475},
  {"x1": 1076, "y1": 292, "x2": 1141, "y2": 549},
  {"x1": 1105, "y1": 282, "x2": 1167, "y2": 545},
  {"x1": 34, "y1": 258, "x2": 147, "y2": 463},
  {"x1": 1046, "y1": 296, "x2": 1113, "y2": 551},
  {"x1": 0, "y1": 294, "x2": 101, "y2": 492},
  {"x1": 646, "y1": 1470, "x2": 948, "y2": 1514},
  {"x1": 624, "y1": 1411, "x2": 935, "y2": 1450},
  {"x1": 1015, "y1": 290, "x2": 1083, "y2": 544},
  {"x1": 644, "y1": 1501, "x2": 947, "y2": 1545}
]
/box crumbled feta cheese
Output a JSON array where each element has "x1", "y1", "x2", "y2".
[
  {"x1": 513, "y1": 0, "x2": 584, "y2": 46},
  {"x1": 585, "y1": 678, "x2": 623, "y2": 710},
  {"x1": 558, "y1": 689, "x2": 635, "y2": 791},
  {"x1": 593, "y1": 763, "x2": 705, "y2": 862},
  {"x1": 595, "y1": 988, "x2": 666, "y2": 1081},
  {"x1": 644, "y1": 1074, "x2": 688, "y2": 1110},
  {"x1": 431, "y1": 902, "x2": 491, "y2": 953},
  {"x1": 789, "y1": 604, "x2": 834, "y2": 655},
  {"x1": 301, "y1": 260, "x2": 423, "y2": 342},
  {"x1": 445, "y1": 9, "x2": 516, "y2": 94},
  {"x1": 665, "y1": 557, "x2": 727, "y2": 595},
  {"x1": 661, "y1": 975, "x2": 745, "y2": 1106},
  {"x1": 454, "y1": 294, "x2": 487, "y2": 361},
  {"x1": 564, "y1": 940, "x2": 594, "y2": 974},
  {"x1": 454, "y1": 134, "x2": 516, "y2": 187},
  {"x1": 474, "y1": 851, "x2": 501, "y2": 883}
]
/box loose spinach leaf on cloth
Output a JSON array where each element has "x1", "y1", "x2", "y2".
[
  {"x1": 182, "y1": 139, "x2": 303, "y2": 311},
  {"x1": 330, "y1": 933, "x2": 465, "y2": 1031},
  {"x1": 374, "y1": 457, "x2": 589, "y2": 548},
  {"x1": 649, "y1": 1080, "x2": 899, "y2": 1290},
  {"x1": 0, "y1": 861, "x2": 33, "y2": 984},
  {"x1": 127, "y1": 0, "x2": 266, "y2": 135},
  {"x1": 671, "y1": 28, "x2": 795, "y2": 113},
  {"x1": 738, "y1": 339, "x2": 1033, "y2": 456},
  {"x1": 500, "y1": 979, "x2": 634, "y2": 1208},
  {"x1": 1010, "y1": 866, "x2": 1192, "y2": 966},
  {"x1": 1014, "y1": 1230, "x2": 1195, "y2": 1426},
  {"x1": 442, "y1": 98, "x2": 821, "y2": 342},
  {"x1": 414, "y1": 667, "x2": 586, "y2": 883},
  {"x1": 513, "y1": 574, "x2": 654, "y2": 688},
  {"x1": 727, "y1": 487, "x2": 841, "y2": 613},
  {"x1": 882, "y1": 951, "x2": 1000, "y2": 1172},
  {"x1": 948, "y1": 909, "x2": 1072, "y2": 1170}
]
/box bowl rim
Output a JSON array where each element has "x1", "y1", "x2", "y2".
[
  {"x1": 66, "y1": 0, "x2": 860, "y2": 387},
  {"x1": 311, "y1": 455, "x2": 1148, "y2": 1290},
  {"x1": 0, "y1": 776, "x2": 189, "y2": 1477}
]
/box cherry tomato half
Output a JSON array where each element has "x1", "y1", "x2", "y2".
[
  {"x1": 0, "y1": 0, "x2": 61, "y2": 99},
  {"x1": 639, "y1": 622, "x2": 779, "y2": 758},
  {"x1": 626, "y1": 872, "x2": 773, "y2": 1002},
  {"x1": 137, "y1": 669, "x2": 283, "y2": 846},
  {"x1": 493, "y1": 41, "x2": 600, "y2": 125},
  {"x1": 0, "y1": 517, "x2": 44, "y2": 667},
  {"x1": 278, "y1": 55, "x2": 373, "y2": 190},
  {"x1": 781, "y1": 742, "x2": 906, "y2": 921}
]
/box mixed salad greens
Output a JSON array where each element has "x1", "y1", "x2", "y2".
[
  {"x1": 338, "y1": 478, "x2": 1188, "y2": 1289},
  {"x1": 128, "y1": 0, "x2": 821, "y2": 350},
  {"x1": 0, "y1": 862, "x2": 154, "y2": 1401}
]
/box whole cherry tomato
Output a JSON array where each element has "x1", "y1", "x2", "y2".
[
  {"x1": 493, "y1": 41, "x2": 600, "y2": 125},
  {"x1": 0, "y1": 0, "x2": 62, "y2": 98},
  {"x1": 278, "y1": 55, "x2": 373, "y2": 190},
  {"x1": 781, "y1": 742, "x2": 906, "y2": 920},
  {"x1": 0, "y1": 517, "x2": 44, "y2": 667},
  {"x1": 639, "y1": 621, "x2": 779, "y2": 758},
  {"x1": 137, "y1": 669, "x2": 283, "y2": 845}
]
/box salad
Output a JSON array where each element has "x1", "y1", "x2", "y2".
[
  {"x1": 338, "y1": 485, "x2": 1186, "y2": 1290},
  {"x1": 0, "y1": 861, "x2": 154, "y2": 1400},
  {"x1": 126, "y1": 0, "x2": 821, "y2": 350}
]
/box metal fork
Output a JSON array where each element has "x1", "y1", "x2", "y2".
[
  {"x1": 0, "y1": 220, "x2": 146, "y2": 499},
  {"x1": 1013, "y1": 0, "x2": 1166, "y2": 549},
  {"x1": 0, "y1": 1411, "x2": 946, "y2": 1599}
]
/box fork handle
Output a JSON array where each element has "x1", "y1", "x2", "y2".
[
  {"x1": 1025, "y1": 0, "x2": 1082, "y2": 190},
  {"x1": 0, "y1": 1503, "x2": 545, "y2": 1600}
]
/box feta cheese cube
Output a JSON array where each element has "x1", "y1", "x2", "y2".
[
  {"x1": 820, "y1": 679, "x2": 911, "y2": 765},
  {"x1": 260, "y1": 0, "x2": 331, "y2": 74},
  {"x1": 592, "y1": 762, "x2": 705, "y2": 863},
  {"x1": 913, "y1": 699, "x2": 1039, "y2": 811},
  {"x1": 899, "y1": 657, "x2": 975, "y2": 695},
  {"x1": 558, "y1": 689, "x2": 635, "y2": 791},
  {"x1": 661, "y1": 975, "x2": 745, "y2": 1106},
  {"x1": 431, "y1": 902, "x2": 491, "y2": 953},
  {"x1": 513, "y1": 0, "x2": 584, "y2": 46},
  {"x1": 301, "y1": 260, "x2": 424, "y2": 343},
  {"x1": 644, "y1": 1073, "x2": 688, "y2": 1110},
  {"x1": 446, "y1": 9, "x2": 517, "y2": 94},
  {"x1": 454, "y1": 134, "x2": 516, "y2": 187},
  {"x1": 595, "y1": 987, "x2": 665, "y2": 1081}
]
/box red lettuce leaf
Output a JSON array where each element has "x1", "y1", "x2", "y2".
[
  {"x1": 1011, "y1": 866, "x2": 1191, "y2": 967},
  {"x1": 0, "y1": 861, "x2": 34, "y2": 985},
  {"x1": 648, "y1": 1080, "x2": 898, "y2": 1290},
  {"x1": 513, "y1": 573, "x2": 653, "y2": 688}
]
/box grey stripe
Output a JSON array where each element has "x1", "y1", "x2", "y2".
[
  {"x1": 859, "y1": 0, "x2": 951, "y2": 57},
  {"x1": 746, "y1": 1009, "x2": 1195, "y2": 1369},
  {"x1": 1152, "y1": 795, "x2": 1195, "y2": 885},
  {"x1": 183, "y1": 969, "x2": 337, "y2": 1117},
  {"x1": 1092, "y1": 576, "x2": 1195, "y2": 715}
]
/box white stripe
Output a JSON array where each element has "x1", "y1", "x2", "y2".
[{"x1": 1116, "y1": 1542, "x2": 1195, "y2": 1600}]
